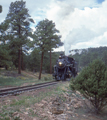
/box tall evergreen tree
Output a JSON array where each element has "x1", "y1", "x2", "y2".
[
  {"x1": 33, "y1": 19, "x2": 62, "y2": 79},
  {"x1": 0, "y1": 21, "x2": 12, "y2": 69},
  {"x1": 45, "y1": 19, "x2": 63, "y2": 74},
  {"x1": 6, "y1": 0, "x2": 34, "y2": 74}
]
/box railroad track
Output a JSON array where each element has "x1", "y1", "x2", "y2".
[{"x1": 0, "y1": 81, "x2": 57, "y2": 97}]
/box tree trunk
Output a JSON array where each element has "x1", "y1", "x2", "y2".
[
  {"x1": 18, "y1": 23, "x2": 21, "y2": 74},
  {"x1": 39, "y1": 51, "x2": 44, "y2": 79},
  {"x1": 18, "y1": 47, "x2": 21, "y2": 74},
  {"x1": 5, "y1": 66, "x2": 8, "y2": 70},
  {"x1": 50, "y1": 49, "x2": 52, "y2": 74},
  {"x1": 21, "y1": 49, "x2": 24, "y2": 70}
]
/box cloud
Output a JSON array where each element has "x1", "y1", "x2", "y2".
[
  {"x1": 0, "y1": 0, "x2": 51, "y2": 23},
  {"x1": 46, "y1": 0, "x2": 107, "y2": 55},
  {"x1": 64, "y1": 26, "x2": 96, "y2": 50}
]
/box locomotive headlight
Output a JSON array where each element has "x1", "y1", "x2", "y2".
[{"x1": 59, "y1": 62, "x2": 63, "y2": 66}]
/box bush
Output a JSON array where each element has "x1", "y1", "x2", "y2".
[{"x1": 70, "y1": 59, "x2": 107, "y2": 114}]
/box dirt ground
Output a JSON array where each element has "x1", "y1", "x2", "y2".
[
  {"x1": 0, "y1": 71, "x2": 107, "y2": 120},
  {"x1": 0, "y1": 83, "x2": 107, "y2": 120}
]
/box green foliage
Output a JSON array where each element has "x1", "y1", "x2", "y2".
[
  {"x1": 6, "y1": 0, "x2": 34, "y2": 48},
  {"x1": 0, "y1": 45, "x2": 12, "y2": 68},
  {"x1": 33, "y1": 18, "x2": 62, "y2": 52},
  {"x1": 0, "y1": 5, "x2": 2, "y2": 13},
  {"x1": 0, "y1": 75, "x2": 35, "y2": 86},
  {"x1": 33, "y1": 19, "x2": 62, "y2": 78},
  {"x1": 0, "y1": 21, "x2": 12, "y2": 69},
  {"x1": 70, "y1": 59, "x2": 107, "y2": 113},
  {"x1": 102, "y1": 51, "x2": 107, "y2": 67},
  {"x1": 72, "y1": 46, "x2": 107, "y2": 72},
  {"x1": 27, "y1": 48, "x2": 41, "y2": 71},
  {"x1": 5, "y1": 0, "x2": 34, "y2": 73}
]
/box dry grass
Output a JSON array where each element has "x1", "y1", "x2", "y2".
[{"x1": 0, "y1": 70, "x2": 53, "y2": 87}]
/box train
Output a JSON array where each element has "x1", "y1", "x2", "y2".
[{"x1": 53, "y1": 53, "x2": 78, "y2": 81}]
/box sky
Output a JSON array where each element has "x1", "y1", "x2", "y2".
[{"x1": 0, "y1": 0, "x2": 107, "y2": 55}]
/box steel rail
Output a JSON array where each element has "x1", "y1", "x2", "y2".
[{"x1": 0, "y1": 81, "x2": 57, "y2": 97}]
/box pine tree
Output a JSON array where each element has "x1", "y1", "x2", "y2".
[
  {"x1": 6, "y1": 0, "x2": 34, "y2": 74},
  {"x1": 0, "y1": 21, "x2": 12, "y2": 69},
  {"x1": 45, "y1": 19, "x2": 63, "y2": 74},
  {"x1": 70, "y1": 59, "x2": 107, "y2": 114},
  {"x1": 33, "y1": 19, "x2": 62, "y2": 79}
]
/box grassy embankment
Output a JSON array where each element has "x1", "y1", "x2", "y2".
[
  {"x1": 0, "y1": 80, "x2": 69, "y2": 120},
  {"x1": 0, "y1": 70, "x2": 107, "y2": 120},
  {"x1": 0, "y1": 69, "x2": 53, "y2": 87}
]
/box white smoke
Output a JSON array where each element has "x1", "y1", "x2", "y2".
[
  {"x1": 64, "y1": 26, "x2": 96, "y2": 55},
  {"x1": 47, "y1": 0, "x2": 107, "y2": 55}
]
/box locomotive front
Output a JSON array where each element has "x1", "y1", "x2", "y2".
[
  {"x1": 53, "y1": 54, "x2": 78, "y2": 81},
  {"x1": 57, "y1": 55, "x2": 66, "y2": 69}
]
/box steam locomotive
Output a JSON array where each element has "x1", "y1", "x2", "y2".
[{"x1": 53, "y1": 54, "x2": 78, "y2": 81}]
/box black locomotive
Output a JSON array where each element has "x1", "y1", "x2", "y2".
[{"x1": 53, "y1": 54, "x2": 78, "y2": 81}]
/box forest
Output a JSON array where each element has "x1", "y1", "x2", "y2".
[
  {"x1": 1, "y1": 1, "x2": 107, "y2": 79},
  {"x1": 72, "y1": 46, "x2": 107, "y2": 72},
  {"x1": 0, "y1": 1, "x2": 63, "y2": 79}
]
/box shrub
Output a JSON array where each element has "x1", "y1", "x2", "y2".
[{"x1": 70, "y1": 59, "x2": 107, "y2": 114}]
